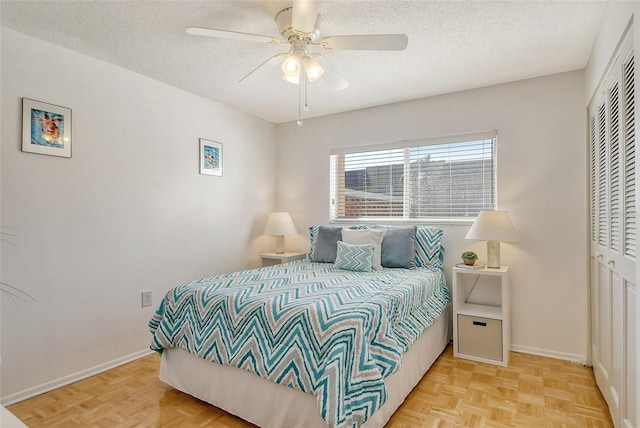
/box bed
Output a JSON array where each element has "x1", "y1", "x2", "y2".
[{"x1": 149, "y1": 225, "x2": 451, "y2": 428}]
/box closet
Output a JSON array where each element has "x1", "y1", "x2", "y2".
[{"x1": 588, "y1": 29, "x2": 636, "y2": 428}]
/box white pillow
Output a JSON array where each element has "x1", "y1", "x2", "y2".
[{"x1": 342, "y1": 228, "x2": 385, "y2": 270}]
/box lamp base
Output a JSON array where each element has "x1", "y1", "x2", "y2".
[
  {"x1": 487, "y1": 240, "x2": 501, "y2": 268},
  {"x1": 275, "y1": 235, "x2": 285, "y2": 254}
]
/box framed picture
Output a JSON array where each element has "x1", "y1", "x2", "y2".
[
  {"x1": 200, "y1": 138, "x2": 223, "y2": 176},
  {"x1": 22, "y1": 98, "x2": 72, "y2": 158}
]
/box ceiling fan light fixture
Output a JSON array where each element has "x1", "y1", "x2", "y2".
[
  {"x1": 282, "y1": 49, "x2": 302, "y2": 78},
  {"x1": 303, "y1": 55, "x2": 324, "y2": 82},
  {"x1": 282, "y1": 73, "x2": 300, "y2": 84}
]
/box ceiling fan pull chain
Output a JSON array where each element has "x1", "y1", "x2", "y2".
[
  {"x1": 297, "y1": 78, "x2": 303, "y2": 126},
  {"x1": 304, "y1": 73, "x2": 309, "y2": 112}
]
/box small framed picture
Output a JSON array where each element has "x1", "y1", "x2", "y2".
[
  {"x1": 22, "y1": 98, "x2": 72, "y2": 158},
  {"x1": 200, "y1": 138, "x2": 223, "y2": 176}
]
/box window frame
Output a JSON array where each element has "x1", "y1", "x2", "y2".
[{"x1": 329, "y1": 130, "x2": 497, "y2": 224}]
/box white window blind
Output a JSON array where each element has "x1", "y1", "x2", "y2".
[{"x1": 330, "y1": 132, "x2": 496, "y2": 221}]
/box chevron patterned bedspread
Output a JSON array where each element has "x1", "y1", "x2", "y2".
[{"x1": 149, "y1": 260, "x2": 450, "y2": 428}]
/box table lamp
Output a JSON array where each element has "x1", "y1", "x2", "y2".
[
  {"x1": 264, "y1": 212, "x2": 297, "y2": 254},
  {"x1": 465, "y1": 210, "x2": 519, "y2": 268}
]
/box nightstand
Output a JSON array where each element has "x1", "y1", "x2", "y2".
[
  {"x1": 261, "y1": 252, "x2": 306, "y2": 267},
  {"x1": 452, "y1": 266, "x2": 510, "y2": 367}
]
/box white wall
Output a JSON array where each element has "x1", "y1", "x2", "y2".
[
  {"x1": 276, "y1": 71, "x2": 588, "y2": 361},
  {"x1": 585, "y1": 2, "x2": 638, "y2": 103},
  {"x1": 0, "y1": 28, "x2": 277, "y2": 402}
]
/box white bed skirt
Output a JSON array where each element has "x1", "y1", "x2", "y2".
[{"x1": 159, "y1": 308, "x2": 451, "y2": 428}]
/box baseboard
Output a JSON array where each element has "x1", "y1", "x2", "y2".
[
  {"x1": 1, "y1": 348, "x2": 154, "y2": 406},
  {"x1": 511, "y1": 344, "x2": 588, "y2": 365}
]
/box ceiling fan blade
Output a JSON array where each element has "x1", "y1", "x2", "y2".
[
  {"x1": 313, "y1": 56, "x2": 349, "y2": 91},
  {"x1": 186, "y1": 27, "x2": 283, "y2": 44},
  {"x1": 292, "y1": 0, "x2": 319, "y2": 35},
  {"x1": 239, "y1": 53, "x2": 287, "y2": 84},
  {"x1": 320, "y1": 34, "x2": 408, "y2": 51}
]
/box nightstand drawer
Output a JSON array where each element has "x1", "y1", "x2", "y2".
[{"x1": 457, "y1": 315, "x2": 503, "y2": 361}]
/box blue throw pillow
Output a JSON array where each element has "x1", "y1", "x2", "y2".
[
  {"x1": 309, "y1": 224, "x2": 370, "y2": 260},
  {"x1": 334, "y1": 241, "x2": 376, "y2": 272},
  {"x1": 381, "y1": 226, "x2": 417, "y2": 268},
  {"x1": 311, "y1": 226, "x2": 343, "y2": 263}
]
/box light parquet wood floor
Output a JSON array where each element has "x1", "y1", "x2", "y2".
[{"x1": 8, "y1": 345, "x2": 612, "y2": 428}]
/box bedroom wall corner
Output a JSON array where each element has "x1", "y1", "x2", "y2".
[{"x1": 0, "y1": 27, "x2": 277, "y2": 403}]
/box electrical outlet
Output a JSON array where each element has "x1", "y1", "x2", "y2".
[{"x1": 141, "y1": 291, "x2": 152, "y2": 307}]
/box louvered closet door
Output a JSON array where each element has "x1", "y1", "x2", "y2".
[{"x1": 589, "y1": 33, "x2": 636, "y2": 428}]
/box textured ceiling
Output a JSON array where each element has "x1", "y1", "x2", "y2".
[{"x1": 1, "y1": 1, "x2": 605, "y2": 124}]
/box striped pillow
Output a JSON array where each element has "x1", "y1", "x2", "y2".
[
  {"x1": 415, "y1": 226, "x2": 444, "y2": 267},
  {"x1": 342, "y1": 228, "x2": 384, "y2": 270},
  {"x1": 334, "y1": 241, "x2": 376, "y2": 272},
  {"x1": 308, "y1": 225, "x2": 319, "y2": 260}
]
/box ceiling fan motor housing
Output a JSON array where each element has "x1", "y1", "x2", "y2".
[{"x1": 276, "y1": 7, "x2": 321, "y2": 42}]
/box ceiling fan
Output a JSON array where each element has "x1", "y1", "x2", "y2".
[{"x1": 186, "y1": 0, "x2": 408, "y2": 91}]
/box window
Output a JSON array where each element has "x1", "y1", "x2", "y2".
[{"x1": 330, "y1": 132, "x2": 496, "y2": 221}]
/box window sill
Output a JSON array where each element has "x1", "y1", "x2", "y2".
[{"x1": 330, "y1": 218, "x2": 476, "y2": 226}]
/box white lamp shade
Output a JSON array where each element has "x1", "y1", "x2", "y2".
[
  {"x1": 264, "y1": 212, "x2": 297, "y2": 236},
  {"x1": 465, "y1": 210, "x2": 519, "y2": 242}
]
